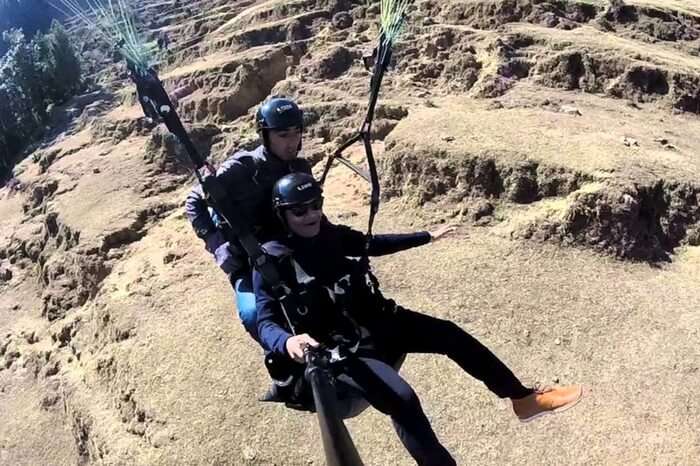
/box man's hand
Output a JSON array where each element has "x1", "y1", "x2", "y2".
[
  {"x1": 285, "y1": 334, "x2": 319, "y2": 363},
  {"x1": 429, "y1": 225, "x2": 457, "y2": 242},
  {"x1": 213, "y1": 242, "x2": 234, "y2": 273}
]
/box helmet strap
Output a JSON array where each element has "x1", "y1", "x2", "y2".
[
  {"x1": 261, "y1": 128, "x2": 270, "y2": 151},
  {"x1": 275, "y1": 206, "x2": 293, "y2": 234}
]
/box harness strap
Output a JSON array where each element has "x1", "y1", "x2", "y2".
[{"x1": 320, "y1": 36, "x2": 393, "y2": 238}]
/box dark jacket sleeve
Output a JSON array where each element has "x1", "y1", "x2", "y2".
[
  {"x1": 215, "y1": 156, "x2": 254, "y2": 202},
  {"x1": 255, "y1": 267, "x2": 293, "y2": 355},
  {"x1": 185, "y1": 183, "x2": 245, "y2": 269},
  {"x1": 184, "y1": 184, "x2": 217, "y2": 240},
  {"x1": 367, "y1": 232, "x2": 431, "y2": 256},
  {"x1": 184, "y1": 154, "x2": 252, "y2": 263},
  {"x1": 331, "y1": 222, "x2": 431, "y2": 257}
]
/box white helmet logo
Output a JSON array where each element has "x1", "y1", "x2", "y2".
[
  {"x1": 297, "y1": 182, "x2": 312, "y2": 191},
  {"x1": 277, "y1": 104, "x2": 293, "y2": 113}
]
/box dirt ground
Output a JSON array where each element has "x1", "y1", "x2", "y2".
[{"x1": 1, "y1": 0, "x2": 699, "y2": 465}]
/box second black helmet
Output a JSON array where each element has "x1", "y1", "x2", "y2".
[
  {"x1": 272, "y1": 173, "x2": 323, "y2": 212},
  {"x1": 256, "y1": 98, "x2": 304, "y2": 132}
]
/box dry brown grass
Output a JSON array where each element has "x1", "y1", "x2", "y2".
[{"x1": 1, "y1": 0, "x2": 699, "y2": 464}]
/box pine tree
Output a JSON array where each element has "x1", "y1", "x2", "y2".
[
  {"x1": 6, "y1": 30, "x2": 43, "y2": 116},
  {"x1": 1, "y1": 29, "x2": 46, "y2": 123},
  {"x1": 0, "y1": 71, "x2": 32, "y2": 180},
  {"x1": 0, "y1": 86, "x2": 15, "y2": 179},
  {"x1": 0, "y1": 1, "x2": 54, "y2": 54},
  {"x1": 46, "y1": 19, "x2": 81, "y2": 102},
  {"x1": 0, "y1": 28, "x2": 48, "y2": 177},
  {"x1": 0, "y1": 13, "x2": 82, "y2": 181}
]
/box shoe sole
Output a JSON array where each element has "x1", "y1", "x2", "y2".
[{"x1": 517, "y1": 386, "x2": 584, "y2": 424}]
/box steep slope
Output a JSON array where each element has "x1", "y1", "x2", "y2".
[{"x1": 1, "y1": 0, "x2": 698, "y2": 465}]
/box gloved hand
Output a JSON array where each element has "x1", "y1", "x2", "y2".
[
  {"x1": 204, "y1": 231, "x2": 241, "y2": 275},
  {"x1": 213, "y1": 242, "x2": 237, "y2": 275}
]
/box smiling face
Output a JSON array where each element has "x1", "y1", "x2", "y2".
[
  {"x1": 283, "y1": 198, "x2": 324, "y2": 238},
  {"x1": 267, "y1": 126, "x2": 302, "y2": 161}
]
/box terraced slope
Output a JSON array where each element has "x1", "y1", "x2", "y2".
[{"x1": 1, "y1": 1, "x2": 698, "y2": 465}]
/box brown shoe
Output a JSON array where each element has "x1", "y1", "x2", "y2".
[{"x1": 512, "y1": 385, "x2": 583, "y2": 423}]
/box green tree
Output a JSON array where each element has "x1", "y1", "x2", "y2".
[
  {"x1": 0, "y1": 79, "x2": 31, "y2": 181},
  {"x1": 45, "y1": 19, "x2": 82, "y2": 102},
  {"x1": 3, "y1": 29, "x2": 49, "y2": 121},
  {"x1": 0, "y1": 22, "x2": 83, "y2": 182},
  {"x1": 0, "y1": 0, "x2": 55, "y2": 57}
]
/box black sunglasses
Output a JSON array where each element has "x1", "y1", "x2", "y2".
[{"x1": 288, "y1": 198, "x2": 324, "y2": 217}]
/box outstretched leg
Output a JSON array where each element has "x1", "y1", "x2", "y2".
[
  {"x1": 374, "y1": 307, "x2": 531, "y2": 399},
  {"x1": 335, "y1": 357, "x2": 456, "y2": 466},
  {"x1": 372, "y1": 307, "x2": 582, "y2": 420}
]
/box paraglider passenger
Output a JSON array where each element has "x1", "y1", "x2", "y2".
[
  {"x1": 185, "y1": 98, "x2": 309, "y2": 341},
  {"x1": 256, "y1": 173, "x2": 583, "y2": 466}
]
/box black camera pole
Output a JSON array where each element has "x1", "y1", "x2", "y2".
[{"x1": 306, "y1": 349, "x2": 365, "y2": 466}]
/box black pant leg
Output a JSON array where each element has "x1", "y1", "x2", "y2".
[
  {"x1": 335, "y1": 357, "x2": 456, "y2": 466},
  {"x1": 374, "y1": 308, "x2": 531, "y2": 399}
]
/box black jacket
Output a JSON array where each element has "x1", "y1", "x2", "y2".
[
  {"x1": 184, "y1": 145, "x2": 311, "y2": 277},
  {"x1": 255, "y1": 220, "x2": 431, "y2": 356}
]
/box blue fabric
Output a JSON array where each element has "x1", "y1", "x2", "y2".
[
  {"x1": 234, "y1": 277, "x2": 258, "y2": 341},
  {"x1": 209, "y1": 207, "x2": 224, "y2": 229}
]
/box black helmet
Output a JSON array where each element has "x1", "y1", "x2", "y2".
[
  {"x1": 272, "y1": 173, "x2": 323, "y2": 212},
  {"x1": 256, "y1": 98, "x2": 304, "y2": 132}
]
